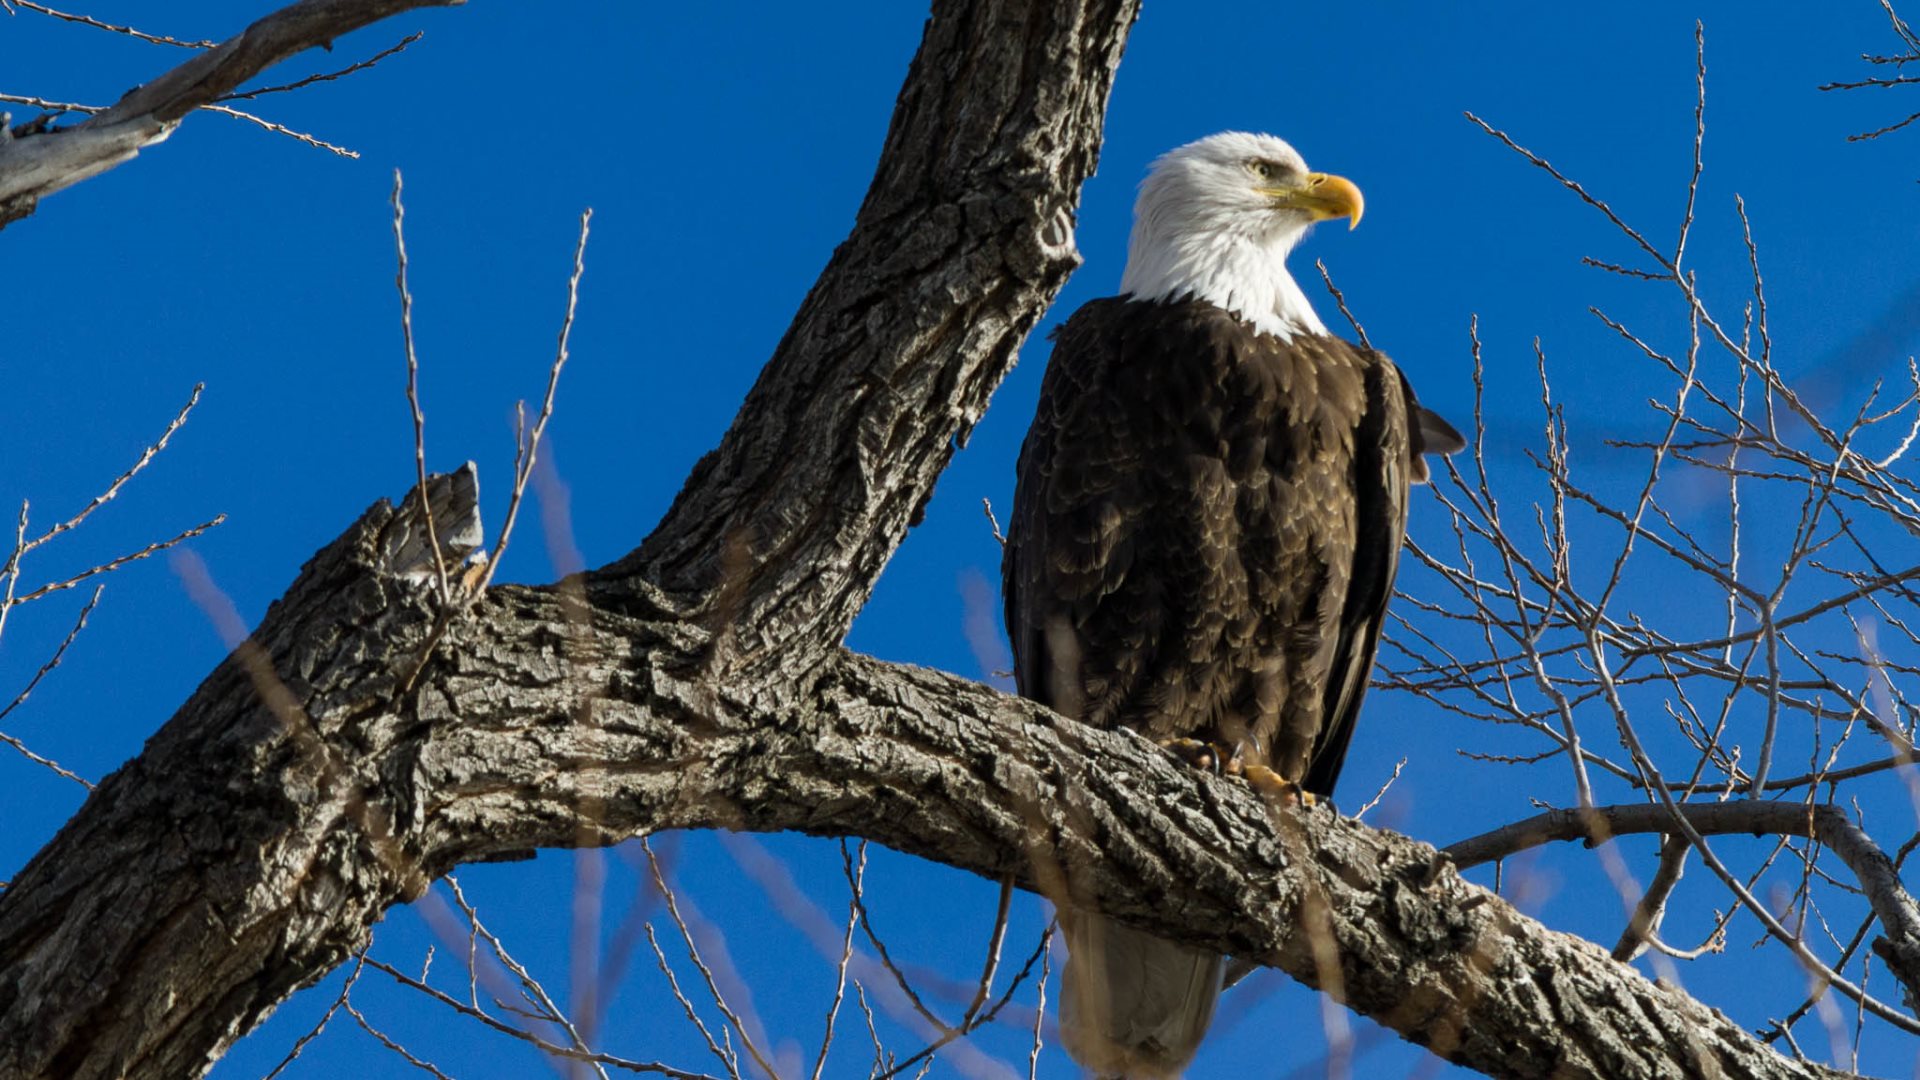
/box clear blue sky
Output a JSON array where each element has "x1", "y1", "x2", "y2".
[{"x1": 6, "y1": 2, "x2": 1920, "y2": 1077}]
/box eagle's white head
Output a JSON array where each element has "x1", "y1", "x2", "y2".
[{"x1": 1119, "y1": 131, "x2": 1364, "y2": 342}]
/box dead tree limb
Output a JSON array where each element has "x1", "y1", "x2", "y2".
[{"x1": 0, "y1": 0, "x2": 462, "y2": 228}]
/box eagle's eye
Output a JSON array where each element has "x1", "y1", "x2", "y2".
[{"x1": 1248, "y1": 160, "x2": 1273, "y2": 180}]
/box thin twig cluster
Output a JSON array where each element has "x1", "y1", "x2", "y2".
[
  {"x1": 0, "y1": 2, "x2": 425, "y2": 158},
  {"x1": 1819, "y1": 1, "x2": 1920, "y2": 143},
  {"x1": 1376, "y1": 21, "x2": 1920, "y2": 1067},
  {"x1": 0, "y1": 385, "x2": 222, "y2": 798}
]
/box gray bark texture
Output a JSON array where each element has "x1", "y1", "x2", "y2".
[{"x1": 0, "y1": 2, "x2": 1873, "y2": 1079}]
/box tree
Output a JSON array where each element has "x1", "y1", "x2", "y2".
[{"x1": 3, "y1": 2, "x2": 1918, "y2": 1077}]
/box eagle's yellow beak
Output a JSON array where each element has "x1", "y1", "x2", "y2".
[{"x1": 1259, "y1": 172, "x2": 1365, "y2": 230}]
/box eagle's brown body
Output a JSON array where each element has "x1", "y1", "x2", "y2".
[
  {"x1": 1003, "y1": 295, "x2": 1446, "y2": 1078},
  {"x1": 1003, "y1": 129, "x2": 1458, "y2": 1079},
  {"x1": 1005, "y1": 296, "x2": 1428, "y2": 794}
]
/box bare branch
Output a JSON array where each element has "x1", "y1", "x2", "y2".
[
  {"x1": 1611, "y1": 835, "x2": 1698, "y2": 962},
  {"x1": 808, "y1": 841, "x2": 864, "y2": 1080},
  {"x1": 344, "y1": 997, "x2": 458, "y2": 1080},
  {"x1": 9, "y1": 2, "x2": 216, "y2": 48},
  {"x1": 197, "y1": 102, "x2": 357, "y2": 157},
  {"x1": 644, "y1": 840, "x2": 777, "y2": 1080},
  {"x1": 1313, "y1": 258, "x2": 1370, "y2": 349},
  {"x1": 27, "y1": 383, "x2": 202, "y2": 553},
  {"x1": 0, "y1": 583, "x2": 101, "y2": 789},
  {"x1": 479, "y1": 207, "x2": 591, "y2": 592},
  {"x1": 12, "y1": 514, "x2": 225, "y2": 606},
  {"x1": 0, "y1": 0, "x2": 459, "y2": 226},
  {"x1": 391, "y1": 170, "x2": 449, "y2": 606},
  {"x1": 219, "y1": 32, "x2": 422, "y2": 100},
  {"x1": 1354, "y1": 757, "x2": 1405, "y2": 821},
  {"x1": 261, "y1": 949, "x2": 369, "y2": 1080}
]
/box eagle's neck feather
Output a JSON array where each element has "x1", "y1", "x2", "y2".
[{"x1": 1118, "y1": 223, "x2": 1326, "y2": 342}]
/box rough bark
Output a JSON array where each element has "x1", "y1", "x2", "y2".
[
  {"x1": 0, "y1": 0, "x2": 464, "y2": 228},
  {"x1": 0, "y1": 491, "x2": 1857, "y2": 1080},
  {"x1": 597, "y1": 0, "x2": 1104, "y2": 683},
  {"x1": 0, "y1": 1, "x2": 1879, "y2": 1079}
]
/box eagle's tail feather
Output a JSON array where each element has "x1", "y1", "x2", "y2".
[{"x1": 1058, "y1": 909, "x2": 1224, "y2": 1079}]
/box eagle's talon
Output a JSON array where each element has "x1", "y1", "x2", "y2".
[
  {"x1": 1158, "y1": 736, "x2": 1233, "y2": 774},
  {"x1": 1242, "y1": 764, "x2": 1315, "y2": 807},
  {"x1": 1221, "y1": 739, "x2": 1250, "y2": 778}
]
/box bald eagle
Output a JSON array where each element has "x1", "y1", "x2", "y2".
[{"x1": 1002, "y1": 132, "x2": 1461, "y2": 1078}]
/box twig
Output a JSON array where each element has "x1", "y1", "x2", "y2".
[
  {"x1": 344, "y1": 997, "x2": 458, "y2": 1079},
  {"x1": 980, "y1": 498, "x2": 1004, "y2": 547},
  {"x1": 28, "y1": 384, "x2": 202, "y2": 553},
  {"x1": 198, "y1": 103, "x2": 356, "y2": 157},
  {"x1": 854, "y1": 981, "x2": 887, "y2": 1080},
  {"x1": 1464, "y1": 111, "x2": 1672, "y2": 272},
  {"x1": 843, "y1": 843, "x2": 945, "y2": 1033},
  {"x1": 479, "y1": 208, "x2": 592, "y2": 592},
  {"x1": 645, "y1": 924, "x2": 737, "y2": 1079},
  {"x1": 1313, "y1": 258, "x2": 1370, "y2": 349},
  {"x1": 12, "y1": 516, "x2": 225, "y2": 606},
  {"x1": 263, "y1": 949, "x2": 369, "y2": 1079},
  {"x1": 391, "y1": 170, "x2": 450, "y2": 605},
  {"x1": 0, "y1": 93, "x2": 101, "y2": 116},
  {"x1": 220, "y1": 32, "x2": 422, "y2": 101},
  {"x1": 438, "y1": 876, "x2": 601, "y2": 1073},
  {"x1": 0, "y1": 727, "x2": 89, "y2": 788},
  {"x1": 643, "y1": 839, "x2": 778, "y2": 1080},
  {"x1": 875, "y1": 928, "x2": 1051, "y2": 1080},
  {"x1": 810, "y1": 841, "x2": 864, "y2": 1080},
  {"x1": 1354, "y1": 757, "x2": 1405, "y2": 821},
  {"x1": 0, "y1": 582, "x2": 101, "y2": 730},
  {"x1": 1027, "y1": 935, "x2": 1049, "y2": 1080},
  {"x1": 0, "y1": 582, "x2": 101, "y2": 789},
  {"x1": 368, "y1": 942, "x2": 718, "y2": 1078},
  {"x1": 962, "y1": 877, "x2": 1014, "y2": 1021},
  {"x1": 9, "y1": 1, "x2": 216, "y2": 48}
]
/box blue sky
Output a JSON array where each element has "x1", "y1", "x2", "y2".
[{"x1": 6, "y1": 2, "x2": 1920, "y2": 1077}]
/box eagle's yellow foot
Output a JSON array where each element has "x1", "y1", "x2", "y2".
[
  {"x1": 1243, "y1": 764, "x2": 1316, "y2": 808},
  {"x1": 1158, "y1": 737, "x2": 1233, "y2": 773}
]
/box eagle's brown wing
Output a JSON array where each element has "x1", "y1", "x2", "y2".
[{"x1": 1301, "y1": 367, "x2": 1463, "y2": 796}]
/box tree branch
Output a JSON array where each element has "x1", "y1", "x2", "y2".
[
  {"x1": 0, "y1": 488, "x2": 1857, "y2": 1079},
  {"x1": 596, "y1": 0, "x2": 1122, "y2": 679},
  {"x1": 0, "y1": 0, "x2": 461, "y2": 228},
  {"x1": 1447, "y1": 800, "x2": 1920, "y2": 1015}
]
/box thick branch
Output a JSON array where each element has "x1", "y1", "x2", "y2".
[
  {"x1": 0, "y1": 492, "x2": 1856, "y2": 1080},
  {"x1": 0, "y1": 0, "x2": 461, "y2": 227},
  {"x1": 598, "y1": 0, "x2": 1131, "y2": 680}
]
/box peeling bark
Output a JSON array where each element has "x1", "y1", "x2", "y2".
[{"x1": 0, "y1": 1, "x2": 1880, "y2": 1078}]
